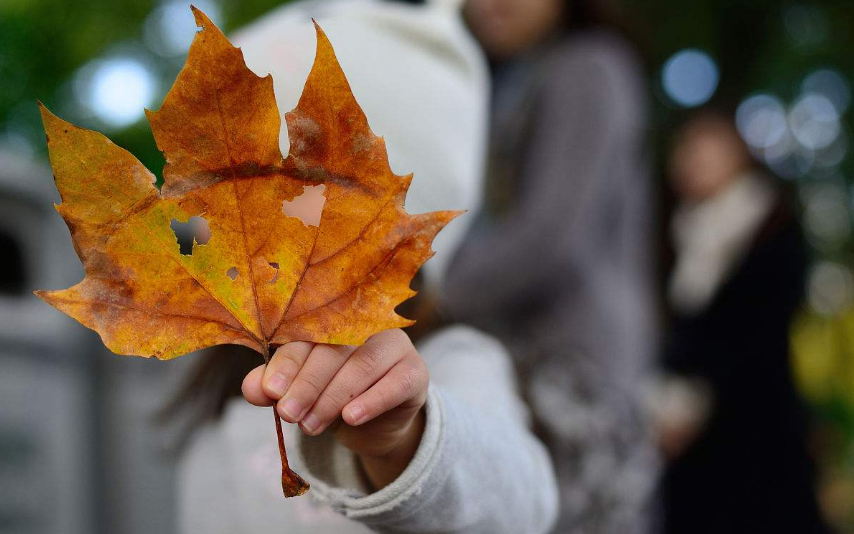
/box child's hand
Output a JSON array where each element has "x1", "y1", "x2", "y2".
[{"x1": 241, "y1": 329, "x2": 428, "y2": 489}]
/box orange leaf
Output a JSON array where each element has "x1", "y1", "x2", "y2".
[{"x1": 36, "y1": 7, "x2": 460, "y2": 496}]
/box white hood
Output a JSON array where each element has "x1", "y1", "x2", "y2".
[{"x1": 233, "y1": 0, "x2": 488, "y2": 289}]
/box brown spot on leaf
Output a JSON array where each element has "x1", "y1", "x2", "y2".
[{"x1": 34, "y1": 11, "x2": 461, "y2": 499}]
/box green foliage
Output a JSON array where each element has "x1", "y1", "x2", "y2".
[{"x1": 0, "y1": 0, "x2": 292, "y2": 181}]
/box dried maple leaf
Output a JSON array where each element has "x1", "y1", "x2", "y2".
[{"x1": 35, "y1": 7, "x2": 460, "y2": 497}]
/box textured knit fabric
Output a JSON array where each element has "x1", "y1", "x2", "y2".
[
  {"x1": 179, "y1": 326, "x2": 559, "y2": 533},
  {"x1": 443, "y1": 31, "x2": 659, "y2": 534}
]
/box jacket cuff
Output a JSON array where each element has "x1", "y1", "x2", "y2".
[{"x1": 295, "y1": 384, "x2": 446, "y2": 520}]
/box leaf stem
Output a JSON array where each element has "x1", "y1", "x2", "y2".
[{"x1": 263, "y1": 344, "x2": 310, "y2": 497}]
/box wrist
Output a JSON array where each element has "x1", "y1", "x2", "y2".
[{"x1": 358, "y1": 406, "x2": 426, "y2": 490}]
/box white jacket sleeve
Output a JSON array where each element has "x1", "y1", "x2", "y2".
[{"x1": 294, "y1": 326, "x2": 559, "y2": 534}]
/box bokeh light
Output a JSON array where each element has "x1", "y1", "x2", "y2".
[
  {"x1": 802, "y1": 182, "x2": 851, "y2": 247},
  {"x1": 789, "y1": 92, "x2": 841, "y2": 150},
  {"x1": 74, "y1": 57, "x2": 157, "y2": 128},
  {"x1": 734, "y1": 93, "x2": 817, "y2": 178},
  {"x1": 144, "y1": 0, "x2": 222, "y2": 57},
  {"x1": 661, "y1": 49, "x2": 719, "y2": 108},
  {"x1": 814, "y1": 132, "x2": 847, "y2": 171},
  {"x1": 802, "y1": 68, "x2": 851, "y2": 114},
  {"x1": 736, "y1": 94, "x2": 788, "y2": 150},
  {"x1": 0, "y1": 129, "x2": 34, "y2": 159},
  {"x1": 807, "y1": 261, "x2": 854, "y2": 315}
]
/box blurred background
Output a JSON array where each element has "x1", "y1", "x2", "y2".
[{"x1": 1, "y1": 0, "x2": 853, "y2": 533}]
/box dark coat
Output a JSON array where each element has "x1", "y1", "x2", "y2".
[{"x1": 661, "y1": 200, "x2": 830, "y2": 534}]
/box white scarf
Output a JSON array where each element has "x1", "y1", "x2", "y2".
[{"x1": 668, "y1": 173, "x2": 776, "y2": 314}]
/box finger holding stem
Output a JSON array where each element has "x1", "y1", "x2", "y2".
[
  {"x1": 261, "y1": 344, "x2": 310, "y2": 497},
  {"x1": 272, "y1": 401, "x2": 310, "y2": 496}
]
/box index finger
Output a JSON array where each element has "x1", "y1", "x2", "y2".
[
  {"x1": 242, "y1": 364, "x2": 272, "y2": 406},
  {"x1": 262, "y1": 341, "x2": 315, "y2": 400},
  {"x1": 240, "y1": 341, "x2": 313, "y2": 406}
]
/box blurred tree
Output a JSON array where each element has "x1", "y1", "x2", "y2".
[{"x1": 0, "y1": 0, "x2": 292, "y2": 181}]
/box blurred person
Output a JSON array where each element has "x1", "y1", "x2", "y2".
[
  {"x1": 654, "y1": 109, "x2": 830, "y2": 534},
  {"x1": 444, "y1": 0, "x2": 658, "y2": 532},
  {"x1": 170, "y1": 0, "x2": 560, "y2": 533}
]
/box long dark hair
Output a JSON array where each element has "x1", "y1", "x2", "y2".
[
  {"x1": 566, "y1": 0, "x2": 649, "y2": 64},
  {"x1": 567, "y1": 0, "x2": 628, "y2": 30}
]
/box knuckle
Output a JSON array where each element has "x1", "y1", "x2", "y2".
[
  {"x1": 393, "y1": 328, "x2": 410, "y2": 341},
  {"x1": 278, "y1": 361, "x2": 300, "y2": 383},
  {"x1": 405, "y1": 356, "x2": 428, "y2": 391},
  {"x1": 397, "y1": 363, "x2": 421, "y2": 398},
  {"x1": 352, "y1": 345, "x2": 384, "y2": 379},
  {"x1": 375, "y1": 384, "x2": 397, "y2": 410},
  {"x1": 384, "y1": 328, "x2": 406, "y2": 342},
  {"x1": 274, "y1": 341, "x2": 311, "y2": 361},
  {"x1": 321, "y1": 344, "x2": 353, "y2": 360},
  {"x1": 317, "y1": 387, "x2": 347, "y2": 413},
  {"x1": 295, "y1": 368, "x2": 326, "y2": 397},
  {"x1": 271, "y1": 353, "x2": 303, "y2": 379},
  {"x1": 279, "y1": 350, "x2": 303, "y2": 368},
  {"x1": 386, "y1": 328, "x2": 412, "y2": 350}
]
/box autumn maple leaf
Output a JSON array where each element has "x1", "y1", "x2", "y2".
[{"x1": 35, "y1": 7, "x2": 460, "y2": 496}]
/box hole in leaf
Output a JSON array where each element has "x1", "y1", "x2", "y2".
[
  {"x1": 170, "y1": 216, "x2": 210, "y2": 255},
  {"x1": 269, "y1": 261, "x2": 280, "y2": 283},
  {"x1": 227, "y1": 267, "x2": 239, "y2": 280},
  {"x1": 282, "y1": 184, "x2": 326, "y2": 227}
]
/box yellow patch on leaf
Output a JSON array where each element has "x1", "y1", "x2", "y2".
[
  {"x1": 37, "y1": 9, "x2": 459, "y2": 359},
  {"x1": 35, "y1": 8, "x2": 460, "y2": 497}
]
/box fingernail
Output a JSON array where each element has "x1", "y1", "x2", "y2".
[
  {"x1": 279, "y1": 398, "x2": 302, "y2": 421},
  {"x1": 266, "y1": 373, "x2": 288, "y2": 397},
  {"x1": 347, "y1": 404, "x2": 365, "y2": 425},
  {"x1": 301, "y1": 413, "x2": 320, "y2": 435}
]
